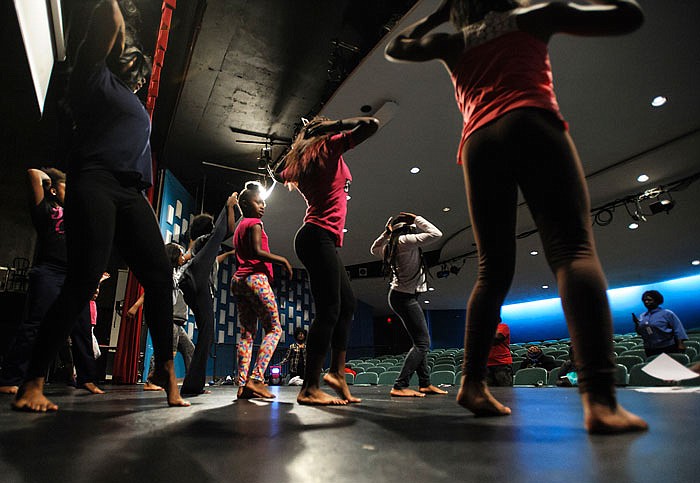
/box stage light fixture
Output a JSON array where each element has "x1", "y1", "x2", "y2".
[
  {"x1": 436, "y1": 264, "x2": 450, "y2": 279},
  {"x1": 649, "y1": 198, "x2": 675, "y2": 215},
  {"x1": 269, "y1": 365, "x2": 282, "y2": 386}
]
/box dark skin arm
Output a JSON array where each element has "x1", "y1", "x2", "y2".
[
  {"x1": 247, "y1": 224, "x2": 293, "y2": 279},
  {"x1": 73, "y1": 0, "x2": 125, "y2": 78},
  {"x1": 305, "y1": 117, "x2": 380, "y2": 147},
  {"x1": 385, "y1": 1, "x2": 644, "y2": 70},
  {"x1": 27, "y1": 169, "x2": 50, "y2": 206}
]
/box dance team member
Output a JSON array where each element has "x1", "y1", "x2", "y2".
[
  {"x1": 13, "y1": 0, "x2": 189, "y2": 410},
  {"x1": 275, "y1": 115, "x2": 378, "y2": 405},
  {"x1": 385, "y1": 0, "x2": 647, "y2": 432},
  {"x1": 231, "y1": 181, "x2": 291, "y2": 399},
  {"x1": 1, "y1": 169, "x2": 100, "y2": 396},
  {"x1": 178, "y1": 194, "x2": 238, "y2": 395},
  {"x1": 370, "y1": 212, "x2": 446, "y2": 397}
]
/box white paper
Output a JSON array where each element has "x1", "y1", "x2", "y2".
[
  {"x1": 219, "y1": 310, "x2": 226, "y2": 325},
  {"x1": 633, "y1": 387, "x2": 700, "y2": 394},
  {"x1": 642, "y1": 353, "x2": 699, "y2": 381},
  {"x1": 220, "y1": 289, "x2": 227, "y2": 304},
  {"x1": 187, "y1": 323, "x2": 194, "y2": 339},
  {"x1": 288, "y1": 323, "x2": 293, "y2": 334},
  {"x1": 165, "y1": 230, "x2": 172, "y2": 244},
  {"x1": 228, "y1": 322, "x2": 234, "y2": 336},
  {"x1": 181, "y1": 219, "x2": 188, "y2": 237},
  {"x1": 175, "y1": 200, "x2": 182, "y2": 218},
  {"x1": 167, "y1": 205, "x2": 174, "y2": 224},
  {"x1": 173, "y1": 224, "x2": 180, "y2": 242},
  {"x1": 218, "y1": 330, "x2": 225, "y2": 344}
]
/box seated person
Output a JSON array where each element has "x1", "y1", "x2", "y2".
[
  {"x1": 556, "y1": 346, "x2": 578, "y2": 387},
  {"x1": 519, "y1": 345, "x2": 557, "y2": 371},
  {"x1": 486, "y1": 320, "x2": 513, "y2": 386}
]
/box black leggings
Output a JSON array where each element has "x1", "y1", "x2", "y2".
[
  {"x1": 26, "y1": 170, "x2": 174, "y2": 381},
  {"x1": 461, "y1": 108, "x2": 615, "y2": 397},
  {"x1": 294, "y1": 223, "x2": 355, "y2": 383},
  {"x1": 388, "y1": 290, "x2": 431, "y2": 389},
  {"x1": 179, "y1": 205, "x2": 230, "y2": 394}
]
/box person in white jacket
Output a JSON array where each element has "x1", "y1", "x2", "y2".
[{"x1": 370, "y1": 213, "x2": 447, "y2": 397}]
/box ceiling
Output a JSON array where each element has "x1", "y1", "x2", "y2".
[
  {"x1": 161, "y1": 0, "x2": 700, "y2": 315},
  {"x1": 6, "y1": 1, "x2": 697, "y2": 315}
]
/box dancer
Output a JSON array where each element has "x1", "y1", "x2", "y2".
[
  {"x1": 275, "y1": 115, "x2": 378, "y2": 405},
  {"x1": 1, "y1": 168, "x2": 100, "y2": 396},
  {"x1": 231, "y1": 182, "x2": 291, "y2": 399},
  {"x1": 385, "y1": 0, "x2": 647, "y2": 433},
  {"x1": 178, "y1": 194, "x2": 238, "y2": 395},
  {"x1": 370, "y1": 212, "x2": 447, "y2": 397},
  {"x1": 13, "y1": 0, "x2": 188, "y2": 411},
  {"x1": 127, "y1": 243, "x2": 196, "y2": 391}
]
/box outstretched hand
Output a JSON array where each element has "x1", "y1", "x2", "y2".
[{"x1": 227, "y1": 192, "x2": 239, "y2": 207}]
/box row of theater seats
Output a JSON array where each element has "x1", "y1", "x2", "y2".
[{"x1": 343, "y1": 331, "x2": 700, "y2": 386}]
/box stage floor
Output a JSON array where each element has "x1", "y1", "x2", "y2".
[{"x1": 0, "y1": 384, "x2": 697, "y2": 483}]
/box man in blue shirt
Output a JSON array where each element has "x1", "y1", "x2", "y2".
[{"x1": 633, "y1": 290, "x2": 688, "y2": 357}]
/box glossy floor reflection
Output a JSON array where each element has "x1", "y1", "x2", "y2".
[{"x1": 0, "y1": 384, "x2": 697, "y2": 483}]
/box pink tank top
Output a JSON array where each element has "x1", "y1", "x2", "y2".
[{"x1": 451, "y1": 26, "x2": 567, "y2": 164}]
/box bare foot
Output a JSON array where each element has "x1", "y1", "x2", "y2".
[
  {"x1": 12, "y1": 378, "x2": 58, "y2": 412},
  {"x1": 297, "y1": 386, "x2": 347, "y2": 406},
  {"x1": 456, "y1": 376, "x2": 511, "y2": 417},
  {"x1": 80, "y1": 382, "x2": 105, "y2": 394},
  {"x1": 143, "y1": 381, "x2": 164, "y2": 391},
  {"x1": 0, "y1": 385, "x2": 19, "y2": 395},
  {"x1": 150, "y1": 360, "x2": 190, "y2": 407},
  {"x1": 390, "y1": 388, "x2": 425, "y2": 397},
  {"x1": 245, "y1": 379, "x2": 276, "y2": 398},
  {"x1": 582, "y1": 393, "x2": 648, "y2": 434},
  {"x1": 323, "y1": 372, "x2": 361, "y2": 403},
  {"x1": 419, "y1": 384, "x2": 448, "y2": 395}
]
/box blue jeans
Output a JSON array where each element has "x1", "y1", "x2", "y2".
[{"x1": 389, "y1": 290, "x2": 431, "y2": 389}]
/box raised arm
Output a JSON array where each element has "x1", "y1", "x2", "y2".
[
  {"x1": 306, "y1": 117, "x2": 380, "y2": 147},
  {"x1": 397, "y1": 214, "x2": 443, "y2": 247},
  {"x1": 226, "y1": 192, "x2": 239, "y2": 235},
  {"x1": 73, "y1": 0, "x2": 125, "y2": 76},
  {"x1": 384, "y1": 0, "x2": 462, "y2": 65},
  {"x1": 27, "y1": 169, "x2": 50, "y2": 206},
  {"x1": 517, "y1": 1, "x2": 644, "y2": 40}
]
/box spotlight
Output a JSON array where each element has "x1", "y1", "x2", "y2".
[
  {"x1": 436, "y1": 264, "x2": 450, "y2": 279},
  {"x1": 649, "y1": 198, "x2": 675, "y2": 214},
  {"x1": 269, "y1": 365, "x2": 282, "y2": 386},
  {"x1": 450, "y1": 264, "x2": 462, "y2": 275}
]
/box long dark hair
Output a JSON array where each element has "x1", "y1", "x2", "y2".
[
  {"x1": 280, "y1": 116, "x2": 332, "y2": 189},
  {"x1": 381, "y1": 221, "x2": 428, "y2": 282}
]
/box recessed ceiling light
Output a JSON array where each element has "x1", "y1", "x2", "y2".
[
  {"x1": 346, "y1": 195, "x2": 351, "y2": 201},
  {"x1": 428, "y1": 287, "x2": 435, "y2": 291},
  {"x1": 410, "y1": 167, "x2": 420, "y2": 174},
  {"x1": 342, "y1": 228, "x2": 348, "y2": 233},
  {"x1": 651, "y1": 96, "x2": 667, "y2": 107},
  {"x1": 423, "y1": 300, "x2": 430, "y2": 304},
  {"x1": 637, "y1": 174, "x2": 649, "y2": 183},
  {"x1": 530, "y1": 250, "x2": 539, "y2": 256},
  {"x1": 628, "y1": 222, "x2": 639, "y2": 230},
  {"x1": 542, "y1": 285, "x2": 549, "y2": 289},
  {"x1": 442, "y1": 207, "x2": 450, "y2": 212},
  {"x1": 692, "y1": 260, "x2": 700, "y2": 266}
]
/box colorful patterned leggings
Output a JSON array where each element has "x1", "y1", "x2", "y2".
[{"x1": 232, "y1": 273, "x2": 282, "y2": 385}]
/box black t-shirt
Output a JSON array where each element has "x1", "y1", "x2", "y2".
[
  {"x1": 68, "y1": 63, "x2": 153, "y2": 188},
  {"x1": 30, "y1": 198, "x2": 67, "y2": 267}
]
